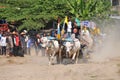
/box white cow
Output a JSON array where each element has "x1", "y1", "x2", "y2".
[
  {"x1": 46, "y1": 39, "x2": 59, "y2": 65},
  {"x1": 40, "y1": 36, "x2": 60, "y2": 65},
  {"x1": 41, "y1": 36, "x2": 48, "y2": 48},
  {"x1": 64, "y1": 34, "x2": 81, "y2": 64}
]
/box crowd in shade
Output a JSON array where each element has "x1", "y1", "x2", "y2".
[
  {"x1": 0, "y1": 16, "x2": 103, "y2": 57},
  {"x1": 0, "y1": 28, "x2": 44, "y2": 56}
]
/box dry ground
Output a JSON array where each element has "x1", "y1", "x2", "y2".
[{"x1": 0, "y1": 53, "x2": 120, "y2": 80}]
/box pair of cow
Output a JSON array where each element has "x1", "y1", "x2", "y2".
[{"x1": 41, "y1": 34, "x2": 93, "y2": 65}]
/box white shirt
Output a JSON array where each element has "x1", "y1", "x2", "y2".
[
  {"x1": 0, "y1": 36, "x2": 7, "y2": 46},
  {"x1": 67, "y1": 21, "x2": 72, "y2": 32}
]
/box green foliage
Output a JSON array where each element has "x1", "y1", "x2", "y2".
[
  {"x1": 65, "y1": 0, "x2": 111, "y2": 20},
  {"x1": 0, "y1": 0, "x2": 111, "y2": 30}
]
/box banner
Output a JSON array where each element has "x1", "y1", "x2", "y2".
[
  {"x1": 57, "y1": 23, "x2": 61, "y2": 40},
  {"x1": 61, "y1": 16, "x2": 68, "y2": 35}
]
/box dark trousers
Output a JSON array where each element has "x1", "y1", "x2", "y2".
[
  {"x1": 1, "y1": 46, "x2": 6, "y2": 55},
  {"x1": 0, "y1": 47, "x2": 1, "y2": 55},
  {"x1": 21, "y1": 46, "x2": 26, "y2": 55},
  {"x1": 9, "y1": 47, "x2": 13, "y2": 56},
  {"x1": 13, "y1": 46, "x2": 19, "y2": 56}
]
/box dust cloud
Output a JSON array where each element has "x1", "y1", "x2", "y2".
[{"x1": 90, "y1": 19, "x2": 120, "y2": 62}]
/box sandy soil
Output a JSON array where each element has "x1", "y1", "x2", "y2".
[{"x1": 0, "y1": 53, "x2": 120, "y2": 80}]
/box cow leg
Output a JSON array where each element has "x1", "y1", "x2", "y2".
[
  {"x1": 48, "y1": 54, "x2": 51, "y2": 65},
  {"x1": 57, "y1": 49, "x2": 61, "y2": 64},
  {"x1": 72, "y1": 52, "x2": 76, "y2": 60},
  {"x1": 66, "y1": 52, "x2": 69, "y2": 58},
  {"x1": 49, "y1": 61, "x2": 51, "y2": 65},
  {"x1": 49, "y1": 51, "x2": 56, "y2": 65},
  {"x1": 75, "y1": 50, "x2": 80, "y2": 64}
]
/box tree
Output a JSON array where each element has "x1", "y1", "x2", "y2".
[
  {"x1": 0, "y1": 0, "x2": 111, "y2": 30},
  {"x1": 59, "y1": 0, "x2": 111, "y2": 20},
  {"x1": 0, "y1": 0, "x2": 67, "y2": 30}
]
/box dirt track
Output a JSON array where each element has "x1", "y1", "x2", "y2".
[{"x1": 0, "y1": 54, "x2": 120, "y2": 80}]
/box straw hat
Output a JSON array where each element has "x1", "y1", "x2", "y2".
[
  {"x1": 12, "y1": 31, "x2": 16, "y2": 34},
  {"x1": 12, "y1": 31, "x2": 18, "y2": 35},
  {"x1": 20, "y1": 32, "x2": 26, "y2": 35},
  {"x1": 23, "y1": 30, "x2": 27, "y2": 33}
]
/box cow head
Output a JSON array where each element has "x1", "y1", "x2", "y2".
[{"x1": 65, "y1": 41, "x2": 73, "y2": 53}]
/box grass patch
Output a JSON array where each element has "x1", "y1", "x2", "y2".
[
  {"x1": 117, "y1": 63, "x2": 120, "y2": 75},
  {"x1": 117, "y1": 63, "x2": 120, "y2": 67},
  {"x1": 90, "y1": 75, "x2": 98, "y2": 78},
  {"x1": 7, "y1": 59, "x2": 15, "y2": 64},
  {"x1": 117, "y1": 69, "x2": 120, "y2": 74}
]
